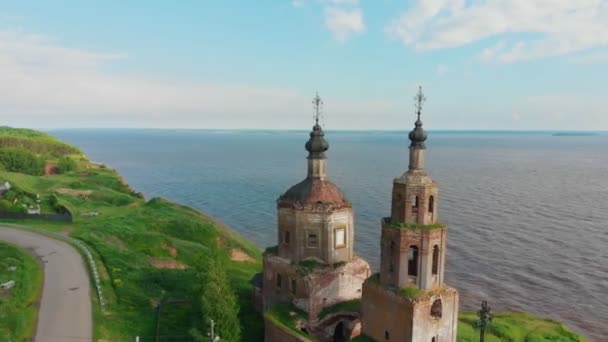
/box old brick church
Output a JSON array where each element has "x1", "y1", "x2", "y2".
[{"x1": 252, "y1": 88, "x2": 459, "y2": 341}]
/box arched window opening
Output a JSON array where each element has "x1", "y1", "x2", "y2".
[
  {"x1": 276, "y1": 274, "x2": 282, "y2": 289},
  {"x1": 432, "y1": 337, "x2": 436, "y2": 342},
  {"x1": 411, "y1": 196, "x2": 419, "y2": 212},
  {"x1": 333, "y1": 322, "x2": 346, "y2": 342},
  {"x1": 385, "y1": 331, "x2": 390, "y2": 340},
  {"x1": 431, "y1": 299, "x2": 442, "y2": 319},
  {"x1": 432, "y1": 245, "x2": 440, "y2": 275},
  {"x1": 408, "y1": 246, "x2": 419, "y2": 277},
  {"x1": 291, "y1": 279, "x2": 297, "y2": 295},
  {"x1": 429, "y1": 196, "x2": 435, "y2": 213}
]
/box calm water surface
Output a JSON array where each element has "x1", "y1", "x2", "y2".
[{"x1": 53, "y1": 129, "x2": 608, "y2": 341}]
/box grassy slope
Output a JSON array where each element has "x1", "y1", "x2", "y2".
[
  {"x1": 0, "y1": 167, "x2": 264, "y2": 341},
  {"x1": 0, "y1": 241, "x2": 44, "y2": 340},
  {"x1": 458, "y1": 311, "x2": 584, "y2": 342},
  {"x1": 0, "y1": 128, "x2": 263, "y2": 341}
]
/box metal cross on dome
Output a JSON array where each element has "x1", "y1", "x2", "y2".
[
  {"x1": 414, "y1": 85, "x2": 426, "y2": 120},
  {"x1": 312, "y1": 92, "x2": 324, "y2": 125}
]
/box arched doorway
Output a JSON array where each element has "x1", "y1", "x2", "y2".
[{"x1": 333, "y1": 321, "x2": 347, "y2": 342}]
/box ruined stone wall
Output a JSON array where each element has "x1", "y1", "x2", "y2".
[
  {"x1": 361, "y1": 281, "x2": 414, "y2": 341},
  {"x1": 380, "y1": 225, "x2": 447, "y2": 290},
  {"x1": 307, "y1": 257, "x2": 370, "y2": 319},
  {"x1": 411, "y1": 289, "x2": 459, "y2": 342},
  {"x1": 263, "y1": 254, "x2": 370, "y2": 321},
  {"x1": 361, "y1": 282, "x2": 458, "y2": 342}
]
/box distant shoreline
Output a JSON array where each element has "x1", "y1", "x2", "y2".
[{"x1": 44, "y1": 127, "x2": 607, "y2": 135}]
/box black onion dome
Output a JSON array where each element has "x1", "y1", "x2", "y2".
[
  {"x1": 409, "y1": 117, "x2": 427, "y2": 148},
  {"x1": 305, "y1": 123, "x2": 329, "y2": 159}
]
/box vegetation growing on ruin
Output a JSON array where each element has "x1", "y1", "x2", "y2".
[
  {"x1": 318, "y1": 299, "x2": 361, "y2": 320},
  {"x1": 390, "y1": 221, "x2": 446, "y2": 230},
  {"x1": 399, "y1": 286, "x2": 423, "y2": 299},
  {"x1": 0, "y1": 241, "x2": 43, "y2": 341},
  {"x1": 264, "y1": 245, "x2": 278, "y2": 255},
  {"x1": 265, "y1": 303, "x2": 319, "y2": 341}
]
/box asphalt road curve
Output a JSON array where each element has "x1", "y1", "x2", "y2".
[{"x1": 0, "y1": 227, "x2": 92, "y2": 342}]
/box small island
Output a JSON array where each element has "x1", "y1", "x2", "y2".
[{"x1": 552, "y1": 132, "x2": 598, "y2": 136}]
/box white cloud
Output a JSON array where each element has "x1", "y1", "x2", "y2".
[
  {"x1": 325, "y1": 7, "x2": 365, "y2": 42},
  {"x1": 292, "y1": 0, "x2": 305, "y2": 8},
  {"x1": 511, "y1": 111, "x2": 521, "y2": 121},
  {"x1": 0, "y1": 29, "x2": 398, "y2": 129},
  {"x1": 569, "y1": 50, "x2": 608, "y2": 64},
  {"x1": 387, "y1": 0, "x2": 608, "y2": 62},
  {"x1": 436, "y1": 64, "x2": 449, "y2": 76}
]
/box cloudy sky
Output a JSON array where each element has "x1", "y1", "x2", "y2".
[{"x1": 1, "y1": 0, "x2": 607, "y2": 130}]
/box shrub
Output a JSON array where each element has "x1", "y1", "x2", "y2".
[
  {"x1": 57, "y1": 156, "x2": 77, "y2": 173},
  {"x1": 193, "y1": 253, "x2": 241, "y2": 341},
  {"x1": 0, "y1": 148, "x2": 44, "y2": 175}
]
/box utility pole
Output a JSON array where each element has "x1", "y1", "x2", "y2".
[
  {"x1": 475, "y1": 300, "x2": 494, "y2": 342},
  {"x1": 208, "y1": 319, "x2": 220, "y2": 342}
]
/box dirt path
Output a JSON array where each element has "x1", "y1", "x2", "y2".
[{"x1": 0, "y1": 227, "x2": 92, "y2": 342}]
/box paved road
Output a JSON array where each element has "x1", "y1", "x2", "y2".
[{"x1": 0, "y1": 227, "x2": 92, "y2": 342}]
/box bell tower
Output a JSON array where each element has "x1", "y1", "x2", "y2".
[
  {"x1": 361, "y1": 87, "x2": 459, "y2": 342},
  {"x1": 256, "y1": 93, "x2": 371, "y2": 341}
]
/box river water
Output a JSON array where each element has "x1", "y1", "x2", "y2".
[{"x1": 53, "y1": 129, "x2": 608, "y2": 340}]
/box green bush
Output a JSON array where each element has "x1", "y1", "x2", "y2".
[
  {"x1": 57, "y1": 156, "x2": 77, "y2": 174},
  {"x1": 0, "y1": 148, "x2": 44, "y2": 175},
  {"x1": 0, "y1": 199, "x2": 25, "y2": 213}
]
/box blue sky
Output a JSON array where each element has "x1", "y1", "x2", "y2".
[{"x1": 1, "y1": 0, "x2": 607, "y2": 130}]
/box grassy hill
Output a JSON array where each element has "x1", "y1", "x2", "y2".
[
  {"x1": 0, "y1": 241, "x2": 43, "y2": 341},
  {"x1": 0, "y1": 127, "x2": 263, "y2": 341},
  {"x1": 0, "y1": 127, "x2": 586, "y2": 341}
]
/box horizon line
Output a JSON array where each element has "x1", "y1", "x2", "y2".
[{"x1": 40, "y1": 127, "x2": 607, "y2": 133}]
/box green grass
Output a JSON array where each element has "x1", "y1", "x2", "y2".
[
  {"x1": 0, "y1": 241, "x2": 43, "y2": 341},
  {"x1": 457, "y1": 311, "x2": 584, "y2": 342},
  {"x1": 353, "y1": 312, "x2": 584, "y2": 342},
  {"x1": 398, "y1": 286, "x2": 423, "y2": 299},
  {"x1": 0, "y1": 148, "x2": 264, "y2": 341},
  {"x1": 265, "y1": 303, "x2": 318, "y2": 341},
  {"x1": 389, "y1": 221, "x2": 446, "y2": 230},
  {"x1": 318, "y1": 299, "x2": 361, "y2": 320}
]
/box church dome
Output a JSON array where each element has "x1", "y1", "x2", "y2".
[
  {"x1": 278, "y1": 177, "x2": 349, "y2": 207},
  {"x1": 305, "y1": 123, "x2": 329, "y2": 158},
  {"x1": 408, "y1": 118, "x2": 427, "y2": 148}
]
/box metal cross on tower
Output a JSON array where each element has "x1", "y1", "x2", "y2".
[
  {"x1": 312, "y1": 92, "x2": 323, "y2": 125},
  {"x1": 414, "y1": 85, "x2": 426, "y2": 120}
]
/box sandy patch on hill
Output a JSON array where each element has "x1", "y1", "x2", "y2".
[
  {"x1": 230, "y1": 248, "x2": 254, "y2": 262},
  {"x1": 161, "y1": 243, "x2": 178, "y2": 257},
  {"x1": 60, "y1": 227, "x2": 74, "y2": 236},
  {"x1": 105, "y1": 236, "x2": 128, "y2": 250},
  {"x1": 55, "y1": 188, "x2": 93, "y2": 197},
  {"x1": 148, "y1": 258, "x2": 186, "y2": 269}
]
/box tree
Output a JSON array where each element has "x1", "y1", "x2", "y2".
[
  {"x1": 193, "y1": 252, "x2": 241, "y2": 341},
  {"x1": 57, "y1": 156, "x2": 77, "y2": 173},
  {"x1": 0, "y1": 148, "x2": 44, "y2": 175}
]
